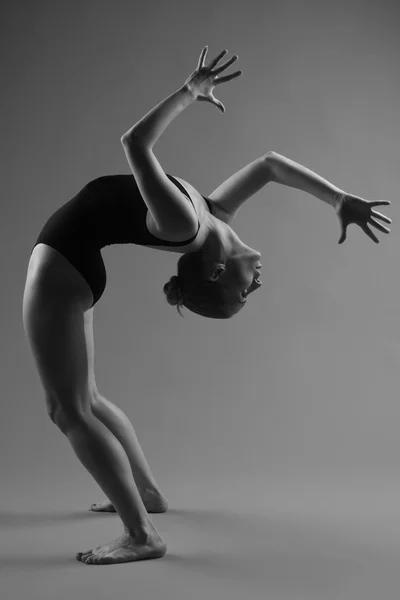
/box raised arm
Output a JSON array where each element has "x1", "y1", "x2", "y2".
[
  {"x1": 120, "y1": 86, "x2": 200, "y2": 234},
  {"x1": 121, "y1": 46, "x2": 241, "y2": 149},
  {"x1": 121, "y1": 86, "x2": 196, "y2": 150},
  {"x1": 120, "y1": 47, "x2": 242, "y2": 235}
]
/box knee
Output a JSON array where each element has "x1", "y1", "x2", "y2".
[
  {"x1": 89, "y1": 391, "x2": 106, "y2": 416},
  {"x1": 46, "y1": 396, "x2": 91, "y2": 433},
  {"x1": 52, "y1": 407, "x2": 89, "y2": 433}
]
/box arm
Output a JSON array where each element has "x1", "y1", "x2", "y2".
[
  {"x1": 121, "y1": 44, "x2": 241, "y2": 147},
  {"x1": 208, "y1": 150, "x2": 391, "y2": 244},
  {"x1": 121, "y1": 85, "x2": 196, "y2": 150},
  {"x1": 206, "y1": 150, "x2": 343, "y2": 224},
  {"x1": 120, "y1": 47, "x2": 242, "y2": 235},
  {"x1": 121, "y1": 86, "x2": 199, "y2": 234},
  {"x1": 267, "y1": 152, "x2": 392, "y2": 243},
  {"x1": 267, "y1": 151, "x2": 344, "y2": 209}
]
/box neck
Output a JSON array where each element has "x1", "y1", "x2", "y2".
[{"x1": 201, "y1": 217, "x2": 253, "y2": 269}]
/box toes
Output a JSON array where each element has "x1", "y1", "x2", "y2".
[
  {"x1": 82, "y1": 555, "x2": 93, "y2": 563},
  {"x1": 76, "y1": 550, "x2": 92, "y2": 560},
  {"x1": 77, "y1": 551, "x2": 94, "y2": 563},
  {"x1": 89, "y1": 502, "x2": 116, "y2": 512},
  {"x1": 85, "y1": 553, "x2": 102, "y2": 564},
  {"x1": 92, "y1": 555, "x2": 106, "y2": 564},
  {"x1": 85, "y1": 555, "x2": 95, "y2": 564},
  {"x1": 87, "y1": 553, "x2": 107, "y2": 564}
]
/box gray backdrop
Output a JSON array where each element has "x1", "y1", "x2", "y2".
[{"x1": 2, "y1": 0, "x2": 400, "y2": 598}]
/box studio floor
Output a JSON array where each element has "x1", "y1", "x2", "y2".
[{"x1": 2, "y1": 474, "x2": 400, "y2": 600}]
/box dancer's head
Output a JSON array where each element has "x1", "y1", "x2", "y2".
[{"x1": 163, "y1": 231, "x2": 262, "y2": 319}]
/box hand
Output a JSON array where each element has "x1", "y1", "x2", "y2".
[
  {"x1": 336, "y1": 193, "x2": 392, "y2": 244},
  {"x1": 184, "y1": 46, "x2": 242, "y2": 113}
]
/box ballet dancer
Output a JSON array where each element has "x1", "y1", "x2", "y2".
[{"x1": 22, "y1": 47, "x2": 391, "y2": 564}]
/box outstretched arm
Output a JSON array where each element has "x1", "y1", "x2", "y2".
[
  {"x1": 207, "y1": 151, "x2": 344, "y2": 222},
  {"x1": 268, "y1": 152, "x2": 391, "y2": 243},
  {"x1": 208, "y1": 151, "x2": 391, "y2": 243},
  {"x1": 267, "y1": 151, "x2": 343, "y2": 208}
]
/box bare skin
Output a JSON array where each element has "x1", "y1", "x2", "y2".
[
  {"x1": 23, "y1": 46, "x2": 392, "y2": 567},
  {"x1": 90, "y1": 487, "x2": 169, "y2": 513},
  {"x1": 76, "y1": 520, "x2": 167, "y2": 565}
]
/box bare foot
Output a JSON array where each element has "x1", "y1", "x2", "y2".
[
  {"x1": 90, "y1": 489, "x2": 168, "y2": 514},
  {"x1": 76, "y1": 523, "x2": 167, "y2": 565},
  {"x1": 89, "y1": 500, "x2": 117, "y2": 513}
]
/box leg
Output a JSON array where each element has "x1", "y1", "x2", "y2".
[
  {"x1": 90, "y1": 394, "x2": 168, "y2": 513},
  {"x1": 80, "y1": 307, "x2": 168, "y2": 513},
  {"x1": 22, "y1": 245, "x2": 167, "y2": 564}
]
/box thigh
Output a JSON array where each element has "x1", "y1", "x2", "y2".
[
  {"x1": 84, "y1": 307, "x2": 99, "y2": 398},
  {"x1": 23, "y1": 247, "x2": 98, "y2": 418}
]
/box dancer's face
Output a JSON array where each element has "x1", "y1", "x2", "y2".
[{"x1": 215, "y1": 251, "x2": 263, "y2": 315}]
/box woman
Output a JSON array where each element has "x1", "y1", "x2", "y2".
[{"x1": 22, "y1": 47, "x2": 391, "y2": 565}]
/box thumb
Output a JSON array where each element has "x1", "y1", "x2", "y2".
[
  {"x1": 338, "y1": 225, "x2": 347, "y2": 244},
  {"x1": 211, "y1": 94, "x2": 225, "y2": 113}
]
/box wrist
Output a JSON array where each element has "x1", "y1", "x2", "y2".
[
  {"x1": 181, "y1": 83, "x2": 197, "y2": 101},
  {"x1": 333, "y1": 191, "x2": 346, "y2": 211}
]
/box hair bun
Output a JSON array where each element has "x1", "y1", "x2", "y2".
[{"x1": 163, "y1": 275, "x2": 183, "y2": 306}]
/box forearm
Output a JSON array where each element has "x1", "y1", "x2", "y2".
[
  {"x1": 121, "y1": 84, "x2": 196, "y2": 149},
  {"x1": 267, "y1": 151, "x2": 345, "y2": 208}
]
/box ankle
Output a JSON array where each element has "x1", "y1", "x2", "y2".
[
  {"x1": 139, "y1": 482, "x2": 160, "y2": 496},
  {"x1": 125, "y1": 519, "x2": 153, "y2": 542}
]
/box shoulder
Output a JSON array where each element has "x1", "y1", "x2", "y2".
[
  {"x1": 172, "y1": 177, "x2": 230, "y2": 222},
  {"x1": 205, "y1": 203, "x2": 232, "y2": 225},
  {"x1": 85, "y1": 174, "x2": 134, "y2": 191}
]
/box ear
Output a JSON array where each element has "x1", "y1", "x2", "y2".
[{"x1": 208, "y1": 263, "x2": 226, "y2": 282}]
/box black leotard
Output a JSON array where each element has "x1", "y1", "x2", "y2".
[{"x1": 33, "y1": 174, "x2": 212, "y2": 307}]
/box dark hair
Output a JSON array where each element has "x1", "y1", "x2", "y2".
[{"x1": 163, "y1": 251, "x2": 232, "y2": 319}]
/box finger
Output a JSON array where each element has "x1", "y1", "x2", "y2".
[
  {"x1": 208, "y1": 49, "x2": 228, "y2": 70},
  {"x1": 369, "y1": 217, "x2": 390, "y2": 234},
  {"x1": 198, "y1": 95, "x2": 225, "y2": 113},
  {"x1": 214, "y1": 70, "x2": 243, "y2": 85},
  {"x1": 369, "y1": 200, "x2": 391, "y2": 207},
  {"x1": 338, "y1": 224, "x2": 347, "y2": 244},
  {"x1": 361, "y1": 223, "x2": 379, "y2": 243},
  {"x1": 198, "y1": 46, "x2": 208, "y2": 70},
  {"x1": 371, "y1": 209, "x2": 392, "y2": 224},
  {"x1": 212, "y1": 96, "x2": 225, "y2": 113},
  {"x1": 212, "y1": 55, "x2": 238, "y2": 75}
]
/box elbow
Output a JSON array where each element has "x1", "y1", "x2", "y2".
[
  {"x1": 264, "y1": 150, "x2": 278, "y2": 180},
  {"x1": 120, "y1": 130, "x2": 144, "y2": 148},
  {"x1": 264, "y1": 150, "x2": 278, "y2": 163},
  {"x1": 121, "y1": 132, "x2": 151, "y2": 153},
  {"x1": 264, "y1": 150, "x2": 279, "y2": 168},
  {"x1": 120, "y1": 132, "x2": 136, "y2": 147}
]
